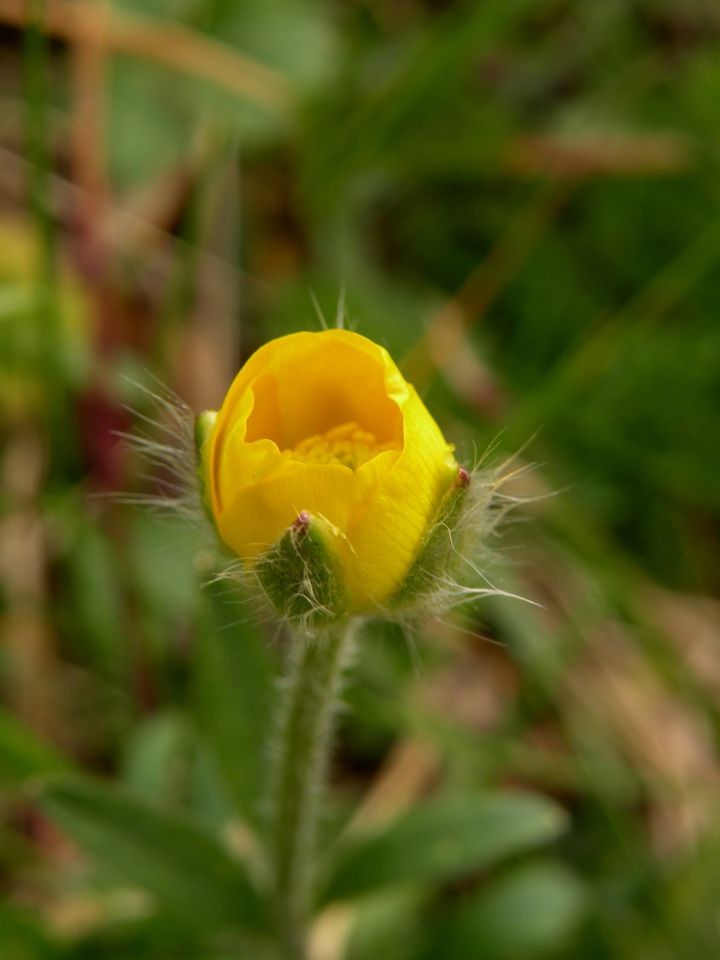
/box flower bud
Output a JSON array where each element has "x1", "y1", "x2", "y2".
[{"x1": 197, "y1": 330, "x2": 464, "y2": 620}]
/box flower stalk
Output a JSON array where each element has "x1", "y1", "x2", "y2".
[{"x1": 270, "y1": 620, "x2": 358, "y2": 960}]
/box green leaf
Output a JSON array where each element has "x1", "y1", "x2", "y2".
[
  {"x1": 345, "y1": 889, "x2": 428, "y2": 960},
  {"x1": 37, "y1": 774, "x2": 264, "y2": 934},
  {"x1": 129, "y1": 513, "x2": 201, "y2": 634},
  {"x1": 433, "y1": 861, "x2": 588, "y2": 959},
  {"x1": 107, "y1": 56, "x2": 195, "y2": 189},
  {"x1": 212, "y1": 0, "x2": 339, "y2": 91},
  {"x1": 122, "y1": 712, "x2": 193, "y2": 802},
  {"x1": 0, "y1": 902, "x2": 56, "y2": 960},
  {"x1": 121, "y1": 711, "x2": 231, "y2": 826},
  {"x1": 64, "y1": 511, "x2": 127, "y2": 684},
  {"x1": 195, "y1": 581, "x2": 276, "y2": 829},
  {"x1": 322, "y1": 792, "x2": 567, "y2": 902},
  {"x1": 0, "y1": 708, "x2": 68, "y2": 786}
]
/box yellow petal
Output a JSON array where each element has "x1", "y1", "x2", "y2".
[{"x1": 338, "y1": 384, "x2": 458, "y2": 610}]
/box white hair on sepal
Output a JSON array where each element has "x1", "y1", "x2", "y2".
[
  {"x1": 112, "y1": 376, "x2": 207, "y2": 525},
  {"x1": 381, "y1": 443, "x2": 544, "y2": 626},
  {"x1": 113, "y1": 379, "x2": 301, "y2": 634}
]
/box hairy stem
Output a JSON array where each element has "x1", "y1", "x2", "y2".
[{"x1": 270, "y1": 621, "x2": 357, "y2": 960}]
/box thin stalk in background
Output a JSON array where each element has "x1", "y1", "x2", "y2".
[
  {"x1": 23, "y1": 0, "x2": 76, "y2": 474},
  {"x1": 269, "y1": 621, "x2": 358, "y2": 960},
  {"x1": 24, "y1": 0, "x2": 58, "y2": 365}
]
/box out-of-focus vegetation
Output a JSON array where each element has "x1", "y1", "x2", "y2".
[{"x1": 2, "y1": 0, "x2": 720, "y2": 957}]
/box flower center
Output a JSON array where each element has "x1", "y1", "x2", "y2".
[{"x1": 283, "y1": 421, "x2": 397, "y2": 469}]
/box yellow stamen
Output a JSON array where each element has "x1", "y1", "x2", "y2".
[{"x1": 284, "y1": 421, "x2": 397, "y2": 469}]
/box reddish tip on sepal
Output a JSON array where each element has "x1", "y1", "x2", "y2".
[
  {"x1": 456, "y1": 466, "x2": 471, "y2": 489},
  {"x1": 293, "y1": 510, "x2": 311, "y2": 531}
]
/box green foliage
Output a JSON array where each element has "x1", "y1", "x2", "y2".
[
  {"x1": 107, "y1": 0, "x2": 339, "y2": 188},
  {"x1": 0, "y1": 710, "x2": 67, "y2": 786},
  {"x1": 344, "y1": 889, "x2": 428, "y2": 960},
  {"x1": 0, "y1": 904, "x2": 55, "y2": 960},
  {"x1": 428, "y1": 861, "x2": 588, "y2": 959},
  {"x1": 195, "y1": 581, "x2": 277, "y2": 828},
  {"x1": 37, "y1": 774, "x2": 264, "y2": 935},
  {"x1": 323, "y1": 792, "x2": 567, "y2": 902}
]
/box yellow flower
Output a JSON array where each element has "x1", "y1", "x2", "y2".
[{"x1": 203, "y1": 329, "x2": 459, "y2": 614}]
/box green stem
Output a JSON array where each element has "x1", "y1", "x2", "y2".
[{"x1": 270, "y1": 620, "x2": 358, "y2": 960}]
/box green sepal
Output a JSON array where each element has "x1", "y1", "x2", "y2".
[
  {"x1": 256, "y1": 512, "x2": 347, "y2": 630},
  {"x1": 390, "y1": 466, "x2": 471, "y2": 611},
  {"x1": 194, "y1": 410, "x2": 217, "y2": 522}
]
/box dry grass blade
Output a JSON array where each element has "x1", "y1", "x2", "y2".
[
  {"x1": 504, "y1": 132, "x2": 692, "y2": 178},
  {"x1": 0, "y1": 0, "x2": 294, "y2": 112}
]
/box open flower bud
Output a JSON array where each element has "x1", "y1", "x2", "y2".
[{"x1": 197, "y1": 330, "x2": 463, "y2": 619}]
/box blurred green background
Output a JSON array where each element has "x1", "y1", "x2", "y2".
[{"x1": 2, "y1": 0, "x2": 720, "y2": 957}]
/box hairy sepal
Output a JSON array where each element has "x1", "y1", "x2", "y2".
[
  {"x1": 390, "y1": 466, "x2": 472, "y2": 613},
  {"x1": 194, "y1": 410, "x2": 218, "y2": 524},
  {"x1": 256, "y1": 512, "x2": 347, "y2": 631}
]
